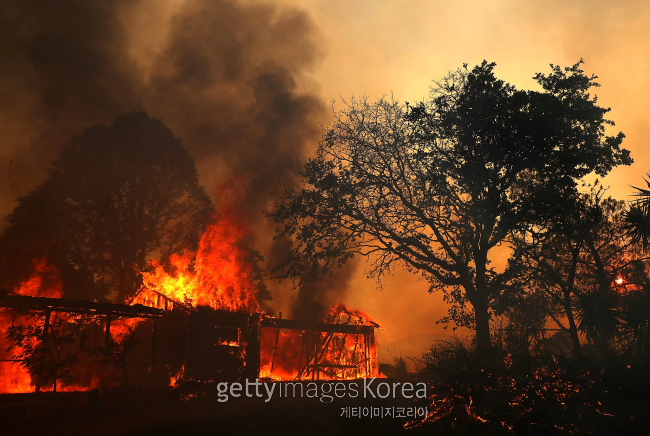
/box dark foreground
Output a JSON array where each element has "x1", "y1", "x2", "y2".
[{"x1": 0, "y1": 380, "x2": 419, "y2": 436}]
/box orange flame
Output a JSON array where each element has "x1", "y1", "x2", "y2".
[
  {"x1": 1, "y1": 259, "x2": 63, "y2": 393},
  {"x1": 131, "y1": 204, "x2": 259, "y2": 312},
  {"x1": 13, "y1": 258, "x2": 63, "y2": 299},
  {"x1": 1, "y1": 200, "x2": 382, "y2": 391},
  {"x1": 259, "y1": 304, "x2": 381, "y2": 381}
]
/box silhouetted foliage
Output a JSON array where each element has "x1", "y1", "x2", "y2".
[
  {"x1": 0, "y1": 112, "x2": 213, "y2": 302},
  {"x1": 508, "y1": 186, "x2": 617, "y2": 359},
  {"x1": 269, "y1": 60, "x2": 631, "y2": 354},
  {"x1": 616, "y1": 258, "x2": 650, "y2": 358},
  {"x1": 6, "y1": 313, "x2": 84, "y2": 392},
  {"x1": 623, "y1": 174, "x2": 650, "y2": 250},
  {"x1": 507, "y1": 183, "x2": 650, "y2": 362}
]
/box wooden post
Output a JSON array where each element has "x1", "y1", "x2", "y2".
[
  {"x1": 313, "y1": 333, "x2": 321, "y2": 380},
  {"x1": 364, "y1": 334, "x2": 370, "y2": 377},
  {"x1": 352, "y1": 334, "x2": 359, "y2": 379},
  {"x1": 105, "y1": 314, "x2": 112, "y2": 351},
  {"x1": 35, "y1": 311, "x2": 52, "y2": 393},
  {"x1": 297, "y1": 330, "x2": 304, "y2": 378},
  {"x1": 42, "y1": 311, "x2": 51, "y2": 338},
  {"x1": 151, "y1": 318, "x2": 158, "y2": 369},
  {"x1": 298, "y1": 333, "x2": 309, "y2": 379},
  {"x1": 245, "y1": 313, "x2": 262, "y2": 380},
  {"x1": 368, "y1": 330, "x2": 375, "y2": 376},
  {"x1": 270, "y1": 312, "x2": 282, "y2": 373}
]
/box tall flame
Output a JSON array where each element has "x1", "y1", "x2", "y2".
[
  {"x1": 1, "y1": 201, "x2": 382, "y2": 392},
  {"x1": 131, "y1": 203, "x2": 259, "y2": 312},
  {"x1": 13, "y1": 258, "x2": 63, "y2": 299}
]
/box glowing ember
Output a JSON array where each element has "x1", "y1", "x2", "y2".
[
  {"x1": 615, "y1": 277, "x2": 624, "y2": 285},
  {"x1": 170, "y1": 365, "x2": 185, "y2": 387}
]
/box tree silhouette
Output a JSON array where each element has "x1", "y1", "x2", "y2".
[
  {"x1": 623, "y1": 174, "x2": 650, "y2": 251},
  {"x1": 0, "y1": 112, "x2": 213, "y2": 302},
  {"x1": 508, "y1": 186, "x2": 632, "y2": 359},
  {"x1": 6, "y1": 313, "x2": 84, "y2": 392},
  {"x1": 269, "y1": 60, "x2": 631, "y2": 354}
]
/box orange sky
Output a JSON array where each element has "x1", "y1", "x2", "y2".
[
  {"x1": 263, "y1": 0, "x2": 650, "y2": 356},
  {"x1": 2, "y1": 0, "x2": 649, "y2": 362}
]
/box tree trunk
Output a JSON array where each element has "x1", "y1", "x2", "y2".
[
  {"x1": 563, "y1": 248, "x2": 583, "y2": 360},
  {"x1": 473, "y1": 294, "x2": 491, "y2": 356},
  {"x1": 473, "y1": 249, "x2": 492, "y2": 356},
  {"x1": 563, "y1": 288, "x2": 582, "y2": 358},
  {"x1": 117, "y1": 267, "x2": 137, "y2": 303}
]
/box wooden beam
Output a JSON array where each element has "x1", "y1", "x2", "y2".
[
  {"x1": 0, "y1": 295, "x2": 163, "y2": 318},
  {"x1": 261, "y1": 317, "x2": 376, "y2": 335}
]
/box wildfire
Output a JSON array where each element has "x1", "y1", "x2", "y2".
[
  {"x1": 13, "y1": 258, "x2": 63, "y2": 299},
  {"x1": 1, "y1": 202, "x2": 382, "y2": 393},
  {"x1": 1, "y1": 259, "x2": 67, "y2": 393}
]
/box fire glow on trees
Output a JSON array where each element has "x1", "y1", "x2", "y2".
[
  {"x1": 0, "y1": 259, "x2": 61, "y2": 393},
  {"x1": 0, "y1": 204, "x2": 381, "y2": 393},
  {"x1": 0, "y1": 259, "x2": 103, "y2": 393}
]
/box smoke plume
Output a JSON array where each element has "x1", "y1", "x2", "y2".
[
  {"x1": 0, "y1": 0, "x2": 324, "y2": 224},
  {"x1": 0, "y1": 0, "x2": 361, "y2": 313},
  {"x1": 290, "y1": 258, "x2": 360, "y2": 321}
]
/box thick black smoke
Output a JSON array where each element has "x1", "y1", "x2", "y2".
[
  {"x1": 142, "y1": 0, "x2": 326, "y2": 221},
  {"x1": 0, "y1": 1, "x2": 140, "y2": 220},
  {"x1": 0, "y1": 0, "x2": 357, "y2": 315},
  {"x1": 290, "y1": 258, "x2": 360, "y2": 321},
  {"x1": 0, "y1": 0, "x2": 324, "y2": 224}
]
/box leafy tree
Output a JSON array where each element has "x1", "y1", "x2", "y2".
[
  {"x1": 0, "y1": 112, "x2": 213, "y2": 302},
  {"x1": 611, "y1": 176, "x2": 650, "y2": 357},
  {"x1": 269, "y1": 60, "x2": 631, "y2": 354},
  {"x1": 617, "y1": 260, "x2": 650, "y2": 357},
  {"x1": 508, "y1": 186, "x2": 632, "y2": 359}
]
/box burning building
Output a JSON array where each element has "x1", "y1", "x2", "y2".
[{"x1": 0, "y1": 209, "x2": 380, "y2": 394}]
